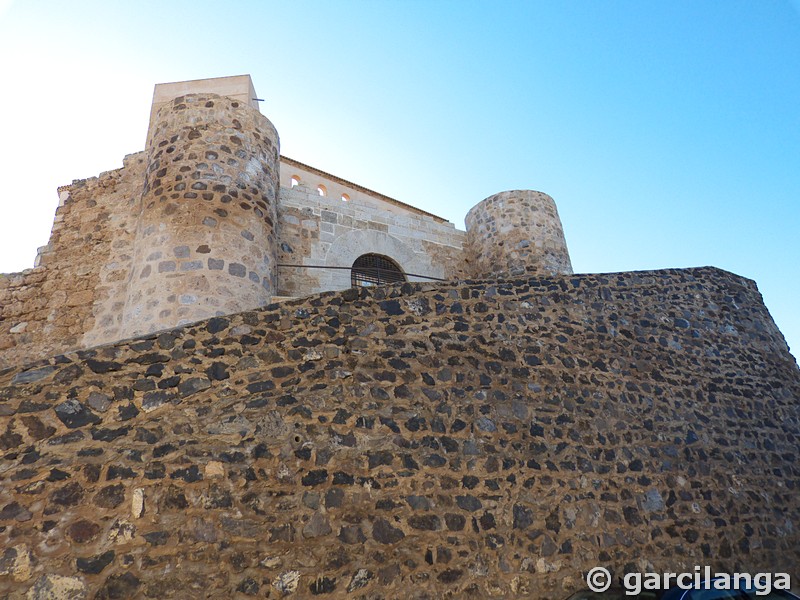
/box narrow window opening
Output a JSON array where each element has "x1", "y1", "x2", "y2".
[
  {"x1": 341, "y1": 193, "x2": 350, "y2": 202},
  {"x1": 291, "y1": 175, "x2": 300, "y2": 188},
  {"x1": 317, "y1": 184, "x2": 327, "y2": 197}
]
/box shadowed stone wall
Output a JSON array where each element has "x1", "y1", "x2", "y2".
[{"x1": 0, "y1": 267, "x2": 797, "y2": 599}]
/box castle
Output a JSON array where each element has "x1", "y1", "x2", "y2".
[
  {"x1": 0, "y1": 75, "x2": 571, "y2": 371},
  {"x1": 0, "y1": 76, "x2": 798, "y2": 599}
]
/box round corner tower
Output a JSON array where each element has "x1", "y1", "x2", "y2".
[
  {"x1": 121, "y1": 83, "x2": 279, "y2": 338},
  {"x1": 465, "y1": 190, "x2": 572, "y2": 279}
]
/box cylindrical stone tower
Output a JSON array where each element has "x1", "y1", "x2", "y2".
[
  {"x1": 465, "y1": 190, "x2": 572, "y2": 278},
  {"x1": 121, "y1": 92, "x2": 279, "y2": 337}
]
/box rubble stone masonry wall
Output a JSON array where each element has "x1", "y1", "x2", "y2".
[
  {"x1": 0, "y1": 153, "x2": 146, "y2": 371},
  {"x1": 120, "y1": 93, "x2": 281, "y2": 339},
  {"x1": 466, "y1": 191, "x2": 573, "y2": 278},
  {"x1": 0, "y1": 267, "x2": 798, "y2": 599}
]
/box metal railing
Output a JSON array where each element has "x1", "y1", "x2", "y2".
[{"x1": 276, "y1": 263, "x2": 446, "y2": 282}]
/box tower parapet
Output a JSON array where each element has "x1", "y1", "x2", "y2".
[
  {"x1": 465, "y1": 189, "x2": 572, "y2": 278},
  {"x1": 121, "y1": 81, "x2": 279, "y2": 338}
]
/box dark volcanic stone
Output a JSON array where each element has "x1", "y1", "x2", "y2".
[
  {"x1": 153, "y1": 443, "x2": 177, "y2": 458},
  {"x1": 143, "y1": 531, "x2": 170, "y2": 546},
  {"x1": 246, "y1": 380, "x2": 275, "y2": 394},
  {"x1": 67, "y1": 519, "x2": 101, "y2": 543},
  {"x1": 269, "y1": 524, "x2": 295, "y2": 542},
  {"x1": 91, "y1": 427, "x2": 130, "y2": 442},
  {"x1": 333, "y1": 472, "x2": 354, "y2": 485},
  {"x1": 0, "y1": 425, "x2": 22, "y2": 450},
  {"x1": 145, "y1": 462, "x2": 166, "y2": 479},
  {"x1": 77, "y1": 550, "x2": 114, "y2": 574},
  {"x1": 302, "y1": 469, "x2": 328, "y2": 486},
  {"x1": 47, "y1": 430, "x2": 84, "y2": 445},
  {"x1": 372, "y1": 518, "x2": 405, "y2": 544},
  {"x1": 206, "y1": 362, "x2": 230, "y2": 381},
  {"x1": 338, "y1": 525, "x2": 366, "y2": 544},
  {"x1": 178, "y1": 376, "x2": 211, "y2": 397},
  {"x1": 409, "y1": 514, "x2": 441, "y2": 530},
  {"x1": 0, "y1": 501, "x2": 32, "y2": 521},
  {"x1": 424, "y1": 454, "x2": 447, "y2": 467},
  {"x1": 86, "y1": 359, "x2": 122, "y2": 374},
  {"x1": 131, "y1": 353, "x2": 170, "y2": 365},
  {"x1": 170, "y1": 465, "x2": 202, "y2": 483},
  {"x1": 54, "y1": 400, "x2": 101, "y2": 429},
  {"x1": 107, "y1": 466, "x2": 137, "y2": 480},
  {"x1": 94, "y1": 484, "x2": 125, "y2": 509},
  {"x1": 624, "y1": 506, "x2": 642, "y2": 526},
  {"x1": 12, "y1": 365, "x2": 57, "y2": 384},
  {"x1": 96, "y1": 572, "x2": 141, "y2": 600},
  {"x1": 12, "y1": 468, "x2": 37, "y2": 480},
  {"x1": 529, "y1": 423, "x2": 545, "y2": 437},
  {"x1": 546, "y1": 510, "x2": 561, "y2": 533},
  {"x1": 513, "y1": 504, "x2": 534, "y2": 529},
  {"x1": 367, "y1": 450, "x2": 393, "y2": 469},
  {"x1": 303, "y1": 512, "x2": 332, "y2": 538},
  {"x1": 236, "y1": 577, "x2": 260, "y2": 596},
  {"x1": 47, "y1": 468, "x2": 70, "y2": 481},
  {"x1": 450, "y1": 419, "x2": 467, "y2": 433},
  {"x1": 445, "y1": 513, "x2": 466, "y2": 531},
  {"x1": 456, "y1": 495, "x2": 482, "y2": 511},
  {"x1": 17, "y1": 400, "x2": 51, "y2": 413},
  {"x1": 437, "y1": 569, "x2": 463, "y2": 584},
  {"x1": 206, "y1": 317, "x2": 229, "y2": 334},
  {"x1": 310, "y1": 576, "x2": 336, "y2": 594},
  {"x1": 142, "y1": 391, "x2": 174, "y2": 411},
  {"x1": 325, "y1": 488, "x2": 344, "y2": 508},
  {"x1": 163, "y1": 485, "x2": 189, "y2": 509},
  {"x1": 50, "y1": 482, "x2": 84, "y2": 506},
  {"x1": 405, "y1": 495, "x2": 431, "y2": 510},
  {"x1": 405, "y1": 416, "x2": 426, "y2": 431},
  {"x1": 379, "y1": 300, "x2": 403, "y2": 315},
  {"x1": 118, "y1": 403, "x2": 139, "y2": 421}
]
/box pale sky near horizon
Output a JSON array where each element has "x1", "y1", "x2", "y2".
[{"x1": 0, "y1": 0, "x2": 798, "y2": 360}]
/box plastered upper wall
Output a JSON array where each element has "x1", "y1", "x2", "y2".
[{"x1": 0, "y1": 267, "x2": 798, "y2": 598}]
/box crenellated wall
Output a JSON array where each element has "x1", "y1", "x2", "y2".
[{"x1": 0, "y1": 267, "x2": 798, "y2": 598}]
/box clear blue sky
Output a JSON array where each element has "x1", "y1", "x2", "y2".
[{"x1": 1, "y1": 0, "x2": 798, "y2": 359}]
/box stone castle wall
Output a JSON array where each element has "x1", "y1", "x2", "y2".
[
  {"x1": 276, "y1": 159, "x2": 467, "y2": 297},
  {"x1": 0, "y1": 98, "x2": 470, "y2": 371},
  {"x1": 0, "y1": 153, "x2": 146, "y2": 371},
  {"x1": 1, "y1": 267, "x2": 797, "y2": 598},
  {"x1": 0, "y1": 78, "x2": 585, "y2": 372}
]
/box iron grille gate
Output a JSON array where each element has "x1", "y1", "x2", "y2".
[{"x1": 350, "y1": 254, "x2": 406, "y2": 287}]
